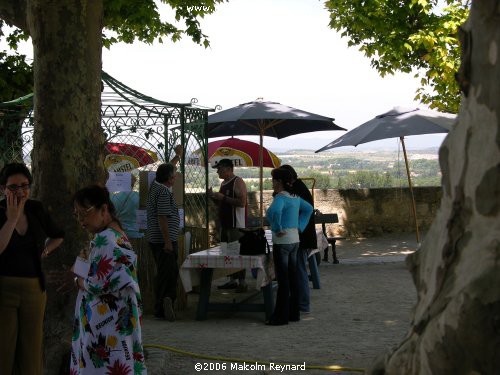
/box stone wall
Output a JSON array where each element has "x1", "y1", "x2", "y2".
[{"x1": 202, "y1": 186, "x2": 442, "y2": 240}]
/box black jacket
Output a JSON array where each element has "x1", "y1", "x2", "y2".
[{"x1": 293, "y1": 179, "x2": 317, "y2": 250}]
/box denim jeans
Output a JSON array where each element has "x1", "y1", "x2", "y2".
[
  {"x1": 271, "y1": 242, "x2": 300, "y2": 323},
  {"x1": 296, "y1": 248, "x2": 310, "y2": 312}
]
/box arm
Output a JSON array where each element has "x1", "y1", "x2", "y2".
[
  {"x1": 0, "y1": 218, "x2": 16, "y2": 254},
  {"x1": 157, "y1": 189, "x2": 175, "y2": 252},
  {"x1": 169, "y1": 144, "x2": 183, "y2": 167},
  {"x1": 158, "y1": 215, "x2": 173, "y2": 252},
  {"x1": 80, "y1": 231, "x2": 136, "y2": 296},
  {"x1": 0, "y1": 191, "x2": 27, "y2": 254},
  {"x1": 42, "y1": 237, "x2": 64, "y2": 258},
  {"x1": 266, "y1": 196, "x2": 285, "y2": 234},
  {"x1": 231, "y1": 176, "x2": 247, "y2": 207},
  {"x1": 211, "y1": 177, "x2": 247, "y2": 207}
]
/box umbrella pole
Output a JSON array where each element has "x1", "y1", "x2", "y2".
[
  {"x1": 259, "y1": 130, "x2": 264, "y2": 226},
  {"x1": 400, "y1": 137, "x2": 420, "y2": 243}
]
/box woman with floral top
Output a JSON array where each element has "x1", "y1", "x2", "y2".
[{"x1": 71, "y1": 185, "x2": 146, "y2": 374}]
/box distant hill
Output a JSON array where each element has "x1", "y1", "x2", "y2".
[{"x1": 276, "y1": 147, "x2": 440, "y2": 156}]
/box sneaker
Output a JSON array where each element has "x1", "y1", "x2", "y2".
[
  {"x1": 217, "y1": 280, "x2": 238, "y2": 289},
  {"x1": 163, "y1": 297, "x2": 175, "y2": 322}
]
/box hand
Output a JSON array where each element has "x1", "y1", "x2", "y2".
[
  {"x1": 174, "y1": 144, "x2": 183, "y2": 158},
  {"x1": 212, "y1": 192, "x2": 224, "y2": 201},
  {"x1": 5, "y1": 190, "x2": 26, "y2": 224},
  {"x1": 276, "y1": 231, "x2": 287, "y2": 237},
  {"x1": 163, "y1": 240, "x2": 173, "y2": 253}
]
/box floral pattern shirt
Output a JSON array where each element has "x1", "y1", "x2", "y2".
[{"x1": 70, "y1": 228, "x2": 147, "y2": 374}]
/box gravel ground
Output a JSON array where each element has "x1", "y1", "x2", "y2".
[{"x1": 141, "y1": 233, "x2": 419, "y2": 375}]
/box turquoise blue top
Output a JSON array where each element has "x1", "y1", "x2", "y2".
[
  {"x1": 110, "y1": 191, "x2": 143, "y2": 239},
  {"x1": 266, "y1": 192, "x2": 313, "y2": 244}
]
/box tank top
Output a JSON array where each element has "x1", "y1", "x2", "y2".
[{"x1": 219, "y1": 176, "x2": 246, "y2": 228}]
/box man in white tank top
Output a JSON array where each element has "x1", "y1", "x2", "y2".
[{"x1": 209, "y1": 158, "x2": 248, "y2": 292}]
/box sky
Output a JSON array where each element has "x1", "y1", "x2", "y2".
[{"x1": 11, "y1": 0, "x2": 447, "y2": 152}]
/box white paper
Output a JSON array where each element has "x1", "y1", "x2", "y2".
[
  {"x1": 136, "y1": 209, "x2": 147, "y2": 230},
  {"x1": 221, "y1": 241, "x2": 240, "y2": 255},
  {"x1": 73, "y1": 256, "x2": 91, "y2": 278},
  {"x1": 106, "y1": 172, "x2": 132, "y2": 192}
]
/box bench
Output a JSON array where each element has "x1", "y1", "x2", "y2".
[{"x1": 314, "y1": 212, "x2": 345, "y2": 264}]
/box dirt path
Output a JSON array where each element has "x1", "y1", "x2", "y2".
[{"x1": 142, "y1": 234, "x2": 418, "y2": 374}]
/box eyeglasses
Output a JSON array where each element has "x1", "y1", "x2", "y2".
[
  {"x1": 6, "y1": 184, "x2": 31, "y2": 192},
  {"x1": 73, "y1": 206, "x2": 95, "y2": 220}
]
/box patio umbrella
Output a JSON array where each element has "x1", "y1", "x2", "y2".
[
  {"x1": 208, "y1": 100, "x2": 345, "y2": 220},
  {"x1": 104, "y1": 142, "x2": 158, "y2": 172},
  {"x1": 315, "y1": 107, "x2": 457, "y2": 242},
  {"x1": 205, "y1": 137, "x2": 281, "y2": 168}
]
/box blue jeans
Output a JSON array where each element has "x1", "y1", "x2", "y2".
[
  {"x1": 271, "y1": 242, "x2": 300, "y2": 323},
  {"x1": 296, "y1": 248, "x2": 310, "y2": 312}
]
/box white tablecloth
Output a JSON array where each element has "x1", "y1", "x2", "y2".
[
  {"x1": 180, "y1": 249, "x2": 274, "y2": 292},
  {"x1": 180, "y1": 229, "x2": 327, "y2": 293}
]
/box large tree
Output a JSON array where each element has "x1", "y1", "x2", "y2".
[
  {"x1": 325, "y1": 0, "x2": 470, "y2": 113},
  {"x1": 0, "y1": 1, "x2": 222, "y2": 373},
  {"x1": 366, "y1": 0, "x2": 500, "y2": 373}
]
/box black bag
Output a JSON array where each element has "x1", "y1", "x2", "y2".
[{"x1": 239, "y1": 228, "x2": 270, "y2": 256}]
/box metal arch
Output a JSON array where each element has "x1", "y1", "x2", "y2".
[{"x1": 1, "y1": 72, "x2": 213, "y2": 243}]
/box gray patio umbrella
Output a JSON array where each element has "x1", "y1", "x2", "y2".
[
  {"x1": 315, "y1": 107, "x2": 456, "y2": 242},
  {"x1": 208, "y1": 100, "x2": 345, "y2": 220}
]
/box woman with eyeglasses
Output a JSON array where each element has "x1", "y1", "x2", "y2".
[
  {"x1": 0, "y1": 162, "x2": 64, "y2": 375},
  {"x1": 71, "y1": 184, "x2": 146, "y2": 374}
]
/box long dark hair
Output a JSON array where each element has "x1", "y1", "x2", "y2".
[
  {"x1": 73, "y1": 185, "x2": 122, "y2": 228},
  {"x1": 271, "y1": 167, "x2": 295, "y2": 196}
]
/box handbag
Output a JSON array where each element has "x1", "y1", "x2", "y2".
[{"x1": 239, "y1": 228, "x2": 270, "y2": 256}]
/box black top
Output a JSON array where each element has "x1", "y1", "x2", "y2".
[
  {"x1": 292, "y1": 179, "x2": 317, "y2": 250},
  {"x1": 0, "y1": 199, "x2": 65, "y2": 290}
]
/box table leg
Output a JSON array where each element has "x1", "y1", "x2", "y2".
[
  {"x1": 308, "y1": 255, "x2": 321, "y2": 289},
  {"x1": 196, "y1": 268, "x2": 214, "y2": 321}
]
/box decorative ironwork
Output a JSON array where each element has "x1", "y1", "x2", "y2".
[{"x1": 0, "y1": 72, "x2": 212, "y2": 237}]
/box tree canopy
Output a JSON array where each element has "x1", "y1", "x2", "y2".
[
  {"x1": 325, "y1": 0, "x2": 470, "y2": 113},
  {"x1": 0, "y1": 0, "x2": 226, "y2": 99}
]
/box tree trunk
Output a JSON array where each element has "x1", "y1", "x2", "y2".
[
  {"x1": 369, "y1": 1, "x2": 500, "y2": 373},
  {"x1": 27, "y1": 1, "x2": 105, "y2": 373}
]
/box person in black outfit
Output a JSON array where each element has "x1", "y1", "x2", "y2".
[
  {"x1": 0, "y1": 163, "x2": 64, "y2": 375},
  {"x1": 279, "y1": 165, "x2": 317, "y2": 313}
]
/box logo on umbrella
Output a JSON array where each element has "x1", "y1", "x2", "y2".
[
  {"x1": 193, "y1": 138, "x2": 281, "y2": 168},
  {"x1": 104, "y1": 142, "x2": 158, "y2": 172}
]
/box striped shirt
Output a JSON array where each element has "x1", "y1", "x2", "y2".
[{"x1": 146, "y1": 181, "x2": 180, "y2": 244}]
